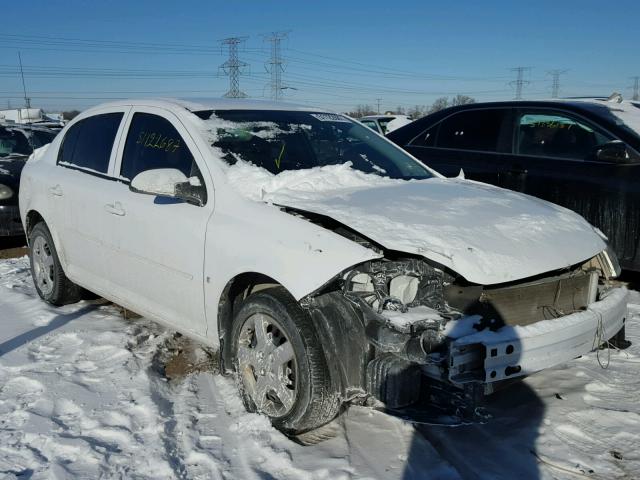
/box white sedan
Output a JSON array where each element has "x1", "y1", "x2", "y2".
[{"x1": 19, "y1": 98, "x2": 628, "y2": 438}]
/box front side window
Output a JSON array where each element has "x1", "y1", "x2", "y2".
[
  {"x1": 517, "y1": 112, "x2": 612, "y2": 160},
  {"x1": 437, "y1": 109, "x2": 508, "y2": 152},
  {"x1": 121, "y1": 113, "x2": 200, "y2": 181},
  {"x1": 200, "y1": 110, "x2": 432, "y2": 180},
  {"x1": 58, "y1": 112, "x2": 123, "y2": 173}
]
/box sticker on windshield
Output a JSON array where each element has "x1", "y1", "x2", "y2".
[{"x1": 310, "y1": 113, "x2": 350, "y2": 123}]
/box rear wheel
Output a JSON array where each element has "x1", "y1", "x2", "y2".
[
  {"x1": 29, "y1": 222, "x2": 81, "y2": 305},
  {"x1": 230, "y1": 287, "x2": 340, "y2": 435}
]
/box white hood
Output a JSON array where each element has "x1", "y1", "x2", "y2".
[{"x1": 264, "y1": 176, "x2": 606, "y2": 285}]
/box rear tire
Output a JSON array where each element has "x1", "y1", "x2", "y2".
[
  {"x1": 29, "y1": 222, "x2": 82, "y2": 306},
  {"x1": 230, "y1": 287, "x2": 340, "y2": 435}
]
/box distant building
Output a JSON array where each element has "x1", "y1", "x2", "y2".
[{"x1": 0, "y1": 108, "x2": 65, "y2": 128}]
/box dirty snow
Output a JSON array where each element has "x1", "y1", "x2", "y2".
[{"x1": 2, "y1": 256, "x2": 640, "y2": 479}]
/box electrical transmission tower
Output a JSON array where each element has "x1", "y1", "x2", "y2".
[
  {"x1": 631, "y1": 76, "x2": 640, "y2": 101},
  {"x1": 262, "y1": 31, "x2": 290, "y2": 101},
  {"x1": 218, "y1": 37, "x2": 249, "y2": 98},
  {"x1": 510, "y1": 67, "x2": 531, "y2": 100},
  {"x1": 548, "y1": 69, "x2": 568, "y2": 98},
  {"x1": 376, "y1": 98, "x2": 382, "y2": 114}
]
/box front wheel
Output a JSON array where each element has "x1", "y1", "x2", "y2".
[
  {"x1": 29, "y1": 222, "x2": 81, "y2": 305},
  {"x1": 230, "y1": 287, "x2": 340, "y2": 434}
]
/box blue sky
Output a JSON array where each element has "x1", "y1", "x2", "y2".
[{"x1": 1, "y1": 0, "x2": 638, "y2": 112}]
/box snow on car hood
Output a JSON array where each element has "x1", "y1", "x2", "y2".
[{"x1": 226, "y1": 162, "x2": 606, "y2": 285}]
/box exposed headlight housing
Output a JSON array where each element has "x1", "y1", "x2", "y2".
[
  {"x1": 0, "y1": 184, "x2": 13, "y2": 200},
  {"x1": 343, "y1": 258, "x2": 452, "y2": 313}
]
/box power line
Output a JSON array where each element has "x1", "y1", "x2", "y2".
[
  {"x1": 510, "y1": 67, "x2": 531, "y2": 100},
  {"x1": 219, "y1": 37, "x2": 249, "y2": 98},
  {"x1": 547, "y1": 69, "x2": 568, "y2": 98},
  {"x1": 262, "y1": 31, "x2": 290, "y2": 101}
]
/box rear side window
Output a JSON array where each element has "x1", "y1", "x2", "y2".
[
  {"x1": 120, "y1": 113, "x2": 198, "y2": 180},
  {"x1": 437, "y1": 109, "x2": 507, "y2": 152},
  {"x1": 58, "y1": 113, "x2": 123, "y2": 173}
]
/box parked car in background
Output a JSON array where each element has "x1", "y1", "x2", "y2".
[
  {"x1": 388, "y1": 98, "x2": 640, "y2": 271},
  {"x1": 360, "y1": 114, "x2": 412, "y2": 135},
  {"x1": 0, "y1": 124, "x2": 57, "y2": 236},
  {"x1": 20, "y1": 98, "x2": 628, "y2": 439}
]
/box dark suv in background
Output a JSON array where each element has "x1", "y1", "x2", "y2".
[
  {"x1": 0, "y1": 124, "x2": 57, "y2": 237},
  {"x1": 388, "y1": 99, "x2": 640, "y2": 271}
]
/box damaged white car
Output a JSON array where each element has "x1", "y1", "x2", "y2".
[{"x1": 19, "y1": 99, "x2": 629, "y2": 437}]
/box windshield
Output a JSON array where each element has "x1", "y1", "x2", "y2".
[
  {"x1": 200, "y1": 110, "x2": 432, "y2": 180},
  {"x1": 0, "y1": 129, "x2": 31, "y2": 157}
]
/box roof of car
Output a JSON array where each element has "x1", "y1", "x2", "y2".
[{"x1": 86, "y1": 97, "x2": 328, "y2": 114}]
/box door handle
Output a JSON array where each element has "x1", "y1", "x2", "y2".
[
  {"x1": 49, "y1": 185, "x2": 63, "y2": 197},
  {"x1": 509, "y1": 166, "x2": 528, "y2": 175},
  {"x1": 104, "y1": 202, "x2": 126, "y2": 216}
]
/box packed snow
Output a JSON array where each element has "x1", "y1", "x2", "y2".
[{"x1": 1, "y1": 255, "x2": 640, "y2": 479}]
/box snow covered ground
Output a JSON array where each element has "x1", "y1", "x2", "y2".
[{"x1": 1, "y1": 255, "x2": 639, "y2": 479}]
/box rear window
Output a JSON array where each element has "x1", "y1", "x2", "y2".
[
  {"x1": 437, "y1": 109, "x2": 507, "y2": 152},
  {"x1": 58, "y1": 112, "x2": 123, "y2": 174}
]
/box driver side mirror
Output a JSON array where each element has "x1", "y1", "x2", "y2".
[
  {"x1": 594, "y1": 141, "x2": 639, "y2": 164},
  {"x1": 130, "y1": 168, "x2": 206, "y2": 206}
]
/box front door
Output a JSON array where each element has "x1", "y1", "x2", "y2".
[
  {"x1": 511, "y1": 109, "x2": 640, "y2": 267},
  {"x1": 101, "y1": 108, "x2": 214, "y2": 335}
]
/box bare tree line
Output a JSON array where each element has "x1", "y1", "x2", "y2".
[{"x1": 347, "y1": 94, "x2": 475, "y2": 119}]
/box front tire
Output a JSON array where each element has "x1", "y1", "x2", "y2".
[
  {"x1": 230, "y1": 287, "x2": 340, "y2": 435},
  {"x1": 29, "y1": 222, "x2": 81, "y2": 306}
]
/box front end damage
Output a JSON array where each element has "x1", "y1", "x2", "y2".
[{"x1": 302, "y1": 248, "x2": 629, "y2": 418}]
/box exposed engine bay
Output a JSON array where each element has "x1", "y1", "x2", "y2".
[{"x1": 292, "y1": 204, "x2": 627, "y2": 416}]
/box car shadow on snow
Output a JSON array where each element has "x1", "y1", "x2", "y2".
[
  {"x1": 400, "y1": 313, "x2": 545, "y2": 479},
  {"x1": 0, "y1": 303, "x2": 99, "y2": 357}
]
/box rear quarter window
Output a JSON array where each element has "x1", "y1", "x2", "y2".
[{"x1": 58, "y1": 112, "x2": 123, "y2": 174}]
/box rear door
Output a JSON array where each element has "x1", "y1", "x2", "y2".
[
  {"x1": 52, "y1": 109, "x2": 128, "y2": 288},
  {"x1": 402, "y1": 107, "x2": 513, "y2": 184},
  {"x1": 510, "y1": 108, "x2": 640, "y2": 267}
]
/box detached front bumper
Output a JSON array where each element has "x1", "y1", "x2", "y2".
[
  {"x1": 0, "y1": 205, "x2": 24, "y2": 236},
  {"x1": 449, "y1": 287, "x2": 629, "y2": 384}
]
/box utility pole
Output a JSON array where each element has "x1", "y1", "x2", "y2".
[
  {"x1": 376, "y1": 98, "x2": 382, "y2": 114},
  {"x1": 218, "y1": 37, "x2": 249, "y2": 98},
  {"x1": 548, "y1": 69, "x2": 568, "y2": 98},
  {"x1": 263, "y1": 31, "x2": 290, "y2": 101},
  {"x1": 631, "y1": 76, "x2": 640, "y2": 101},
  {"x1": 18, "y1": 52, "x2": 31, "y2": 108},
  {"x1": 510, "y1": 67, "x2": 531, "y2": 100}
]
